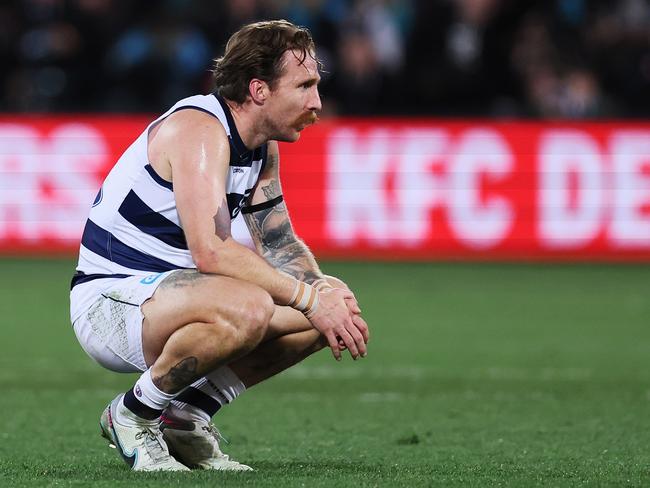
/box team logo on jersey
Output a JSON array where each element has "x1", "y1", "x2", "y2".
[
  {"x1": 140, "y1": 273, "x2": 163, "y2": 285},
  {"x1": 135, "y1": 385, "x2": 142, "y2": 397},
  {"x1": 92, "y1": 187, "x2": 103, "y2": 207}
]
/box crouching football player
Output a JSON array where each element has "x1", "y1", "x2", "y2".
[{"x1": 70, "y1": 20, "x2": 369, "y2": 471}]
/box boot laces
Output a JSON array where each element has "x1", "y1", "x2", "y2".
[
  {"x1": 202, "y1": 424, "x2": 230, "y2": 459},
  {"x1": 135, "y1": 427, "x2": 170, "y2": 463}
]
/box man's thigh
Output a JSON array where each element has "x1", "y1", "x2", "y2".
[{"x1": 141, "y1": 269, "x2": 270, "y2": 366}]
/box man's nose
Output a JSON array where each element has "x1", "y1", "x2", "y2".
[{"x1": 308, "y1": 88, "x2": 322, "y2": 112}]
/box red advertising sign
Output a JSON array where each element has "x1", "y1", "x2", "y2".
[{"x1": 1, "y1": 116, "x2": 649, "y2": 260}]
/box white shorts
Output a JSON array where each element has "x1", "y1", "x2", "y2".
[{"x1": 72, "y1": 270, "x2": 177, "y2": 373}]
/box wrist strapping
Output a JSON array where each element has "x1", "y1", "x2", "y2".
[
  {"x1": 312, "y1": 278, "x2": 333, "y2": 291},
  {"x1": 287, "y1": 280, "x2": 319, "y2": 318}
]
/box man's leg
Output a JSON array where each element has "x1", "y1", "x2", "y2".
[
  {"x1": 230, "y1": 306, "x2": 326, "y2": 387},
  {"x1": 168, "y1": 298, "x2": 324, "y2": 417},
  {"x1": 125, "y1": 271, "x2": 272, "y2": 414},
  {"x1": 170, "y1": 276, "x2": 349, "y2": 417},
  {"x1": 159, "y1": 305, "x2": 325, "y2": 469},
  {"x1": 101, "y1": 270, "x2": 273, "y2": 471},
  {"x1": 160, "y1": 276, "x2": 361, "y2": 470},
  {"x1": 160, "y1": 274, "x2": 364, "y2": 467},
  {"x1": 215, "y1": 274, "x2": 354, "y2": 390}
]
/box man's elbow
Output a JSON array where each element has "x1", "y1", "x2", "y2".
[{"x1": 191, "y1": 245, "x2": 222, "y2": 274}]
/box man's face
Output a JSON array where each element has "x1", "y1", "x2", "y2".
[{"x1": 264, "y1": 49, "x2": 322, "y2": 142}]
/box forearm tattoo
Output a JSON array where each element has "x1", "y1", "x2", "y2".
[
  {"x1": 213, "y1": 197, "x2": 231, "y2": 241},
  {"x1": 152, "y1": 357, "x2": 198, "y2": 393},
  {"x1": 244, "y1": 170, "x2": 324, "y2": 284},
  {"x1": 262, "y1": 180, "x2": 280, "y2": 201}
]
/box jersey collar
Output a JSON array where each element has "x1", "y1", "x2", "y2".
[{"x1": 213, "y1": 92, "x2": 249, "y2": 157}]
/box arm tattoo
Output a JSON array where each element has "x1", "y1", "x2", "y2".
[
  {"x1": 243, "y1": 183, "x2": 324, "y2": 284},
  {"x1": 152, "y1": 357, "x2": 198, "y2": 393},
  {"x1": 258, "y1": 154, "x2": 280, "y2": 201},
  {"x1": 213, "y1": 197, "x2": 231, "y2": 241},
  {"x1": 262, "y1": 180, "x2": 280, "y2": 200}
]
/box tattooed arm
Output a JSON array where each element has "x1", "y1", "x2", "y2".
[
  {"x1": 242, "y1": 141, "x2": 368, "y2": 349},
  {"x1": 242, "y1": 141, "x2": 326, "y2": 285},
  {"x1": 153, "y1": 110, "x2": 362, "y2": 360},
  {"x1": 153, "y1": 109, "x2": 298, "y2": 304}
]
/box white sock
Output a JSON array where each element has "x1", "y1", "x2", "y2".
[
  {"x1": 118, "y1": 369, "x2": 177, "y2": 424},
  {"x1": 168, "y1": 367, "x2": 246, "y2": 421},
  {"x1": 134, "y1": 369, "x2": 177, "y2": 410}
]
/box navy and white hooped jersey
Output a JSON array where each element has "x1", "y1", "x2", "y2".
[{"x1": 70, "y1": 93, "x2": 267, "y2": 323}]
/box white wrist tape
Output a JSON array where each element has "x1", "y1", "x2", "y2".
[
  {"x1": 312, "y1": 278, "x2": 333, "y2": 291},
  {"x1": 288, "y1": 280, "x2": 319, "y2": 317}
]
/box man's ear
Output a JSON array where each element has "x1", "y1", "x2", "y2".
[{"x1": 249, "y1": 79, "x2": 269, "y2": 105}]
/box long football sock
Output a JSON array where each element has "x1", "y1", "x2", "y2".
[
  {"x1": 168, "y1": 366, "x2": 246, "y2": 421},
  {"x1": 120, "y1": 369, "x2": 177, "y2": 421}
]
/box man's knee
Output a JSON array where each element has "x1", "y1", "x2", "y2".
[
  {"x1": 236, "y1": 285, "x2": 274, "y2": 346},
  {"x1": 182, "y1": 287, "x2": 273, "y2": 363}
]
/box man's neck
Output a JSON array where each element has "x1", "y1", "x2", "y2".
[{"x1": 224, "y1": 99, "x2": 269, "y2": 150}]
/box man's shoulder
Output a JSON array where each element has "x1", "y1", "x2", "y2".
[
  {"x1": 173, "y1": 93, "x2": 220, "y2": 111},
  {"x1": 148, "y1": 103, "x2": 230, "y2": 173},
  {"x1": 159, "y1": 108, "x2": 228, "y2": 143},
  {"x1": 158, "y1": 94, "x2": 225, "y2": 128}
]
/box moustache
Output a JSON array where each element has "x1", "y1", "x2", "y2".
[{"x1": 294, "y1": 111, "x2": 319, "y2": 128}]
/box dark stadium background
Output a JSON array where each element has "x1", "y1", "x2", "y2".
[
  {"x1": 1, "y1": 1, "x2": 650, "y2": 487},
  {"x1": 3, "y1": 0, "x2": 649, "y2": 117}
]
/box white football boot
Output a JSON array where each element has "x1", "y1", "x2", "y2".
[
  {"x1": 160, "y1": 408, "x2": 253, "y2": 471},
  {"x1": 99, "y1": 394, "x2": 189, "y2": 472}
]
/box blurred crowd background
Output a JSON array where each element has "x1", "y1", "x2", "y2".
[{"x1": 1, "y1": 0, "x2": 649, "y2": 118}]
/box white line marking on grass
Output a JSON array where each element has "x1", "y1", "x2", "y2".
[
  {"x1": 358, "y1": 392, "x2": 403, "y2": 402},
  {"x1": 477, "y1": 367, "x2": 592, "y2": 381},
  {"x1": 283, "y1": 364, "x2": 594, "y2": 382},
  {"x1": 267, "y1": 391, "x2": 409, "y2": 403},
  {"x1": 283, "y1": 365, "x2": 428, "y2": 380}
]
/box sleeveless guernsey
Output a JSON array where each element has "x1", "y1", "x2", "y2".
[{"x1": 69, "y1": 93, "x2": 267, "y2": 323}]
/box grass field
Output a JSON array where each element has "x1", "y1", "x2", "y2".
[{"x1": 1, "y1": 258, "x2": 649, "y2": 487}]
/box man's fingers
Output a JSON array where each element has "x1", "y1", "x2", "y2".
[
  {"x1": 310, "y1": 286, "x2": 366, "y2": 361},
  {"x1": 345, "y1": 296, "x2": 362, "y2": 314},
  {"x1": 338, "y1": 288, "x2": 355, "y2": 300},
  {"x1": 352, "y1": 314, "x2": 370, "y2": 344},
  {"x1": 325, "y1": 331, "x2": 341, "y2": 361},
  {"x1": 336, "y1": 327, "x2": 360, "y2": 359},
  {"x1": 345, "y1": 319, "x2": 367, "y2": 358}
]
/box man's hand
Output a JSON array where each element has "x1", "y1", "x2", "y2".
[
  {"x1": 316, "y1": 275, "x2": 370, "y2": 347},
  {"x1": 308, "y1": 288, "x2": 367, "y2": 361}
]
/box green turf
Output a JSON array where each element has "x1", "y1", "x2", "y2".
[{"x1": 1, "y1": 258, "x2": 649, "y2": 486}]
